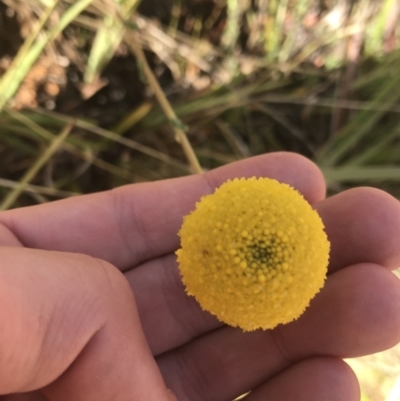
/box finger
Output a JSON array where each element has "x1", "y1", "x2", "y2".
[
  {"x1": 0, "y1": 247, "x2": 171, "y2": 401},
  {"x1": 246, "y1": 357, "x2": 359, "y2": 401},
  {"x1": 316, "y1": 187, "x2": 400, "y2": 271},
  {"x1": 276, "y1": 263, "x2": 400, "y2": 358},
  {"x1": 127, "y1": 254, "x2": 219, "y2": 354},
  {"x1": 127, "y1": 186, "x2": 400, "y2": 354},
  {"x1": 0, "y1": 224, "x2": 21, "y2": 247},
  {"x1": 0, "y1": 393, "x2": 48, "y2": 401},
  {"x1": 157, "y1": 263, "x2": 400, "y2": 401},
  {"x1": 0, "y1": 153, "x2": 325, "y2": 269},
  {"x1": 1, "y1": 391, "x2": 177, "y2": 401}
]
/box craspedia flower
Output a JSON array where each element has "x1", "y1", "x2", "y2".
[{"x1": 176, "y1": 177, "x2": 330, "y2": 331}]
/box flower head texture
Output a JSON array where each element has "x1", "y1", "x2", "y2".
[{"x1": 176, "y1": 177, "x2": 330, "y2": 331}]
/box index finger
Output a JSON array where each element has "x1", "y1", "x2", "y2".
[{"x1": 0, "y1": 153, "x2": 325, "y2": 270}]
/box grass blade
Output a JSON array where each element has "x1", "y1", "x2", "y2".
[
  {"x1": 85, "y1": 14, "x2": 124, "y2": 83},
  {"x1": 323, "y1": 166, "x2": 400, "y2": 183},
  {"x1": 0, "y1": 178, "x2": 79, "y2": 198},
  {"x1": 123, "y1": 15, "x2": 203, "y2": 173},
  {"x1": 32, "y1": 107, "x2": 191, "y2": 172},
  {"x1": 344, "y1": 125, "x2": 400, "y2": 166},
  {"x1": 4, "y1": 107, "x2": 145, "y2": 181},
  {"x1": 0, "y1": 0, "x2": 95, "y2": 110},
  {"x1": 112, "y1": 101, "x2": 153, "y2": 134},
  {"x1": 317, "y1": 68, "x2": 400, "y2": 166},
  {"x1": 85, "y1": 0, "x2": 141, "y2": 83},
  {"x1": 0, "y1": 122, "x2": 74, "y2": 210},
  {"x1": 222, "y1": 0, "x2": 244, "y2": 51}
]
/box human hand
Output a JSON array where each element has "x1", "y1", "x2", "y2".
[{"x1": 0, "y1": 152, "x2": 399, "y2": 401}]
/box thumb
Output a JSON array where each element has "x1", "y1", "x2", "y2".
[{"x1": 0, "y1": 246, "x2": 171, "y2": 401}]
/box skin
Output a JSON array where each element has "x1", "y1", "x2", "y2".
[{"x1": 0, "y1": 152, "x2": 399, "y2": 401}]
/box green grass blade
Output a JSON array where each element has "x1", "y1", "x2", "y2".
[
  {"x1": 221, "y1": 0, "x2": 242, "y2": 51},
  {"x1": 0, "y1": 129, "x2": 38, "y2": 155},
  {"x1": 352, "y1": 52, "x2": 400, "y2": 90},
  {"x1": 0, "y1": 178, "x2": 79, "y2": 199},
  {"x1": 4, "y1": 108, "x2": 144, "y2": 181},
  {"x1": 112, "y1": 101, "x2": 153, "y2": 134},
  {"x1": 365, "y1": 0, "x2": 397, "y2": 56},
  {"x1": 323, "y1": 166, "x2": 400, "y2": 184},
  {"x1": 317, "y1": 70, "x2": 400, "y2": 166},
  {"x1": 344, "y1": 125, "x2": 400, "y2": 166},
  {"x1": 141, "y1": 79, "x2": 291, "y2": 127},
  {"x1": 85, "y1": 15, "x2": 125, "y2": 83},
  {"x1": 0, "y1": 0, "x2": 60, "y2": 109},
  {"x1": 0, "y1": 122, "x2": 74, "y2": 210},
  {"x1": 32, "y1": 107, "x2": 191, "y2": 172},
  {"x1": 85, "y1": 0, "x2": 141, "y2": 83},
  {"x1": 0, "y1": 0, "x2": 95, "y2": 110},
  {"x1": 272, "y1": 0, "x2": 289, "y2": 61}
]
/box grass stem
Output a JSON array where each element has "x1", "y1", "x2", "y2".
[
  {"x1": 0, "y1": 121, "x2": 74, "y2": 210},
  {"x1": 127, "y1": 33, "x2": 203, "y2": 173}
]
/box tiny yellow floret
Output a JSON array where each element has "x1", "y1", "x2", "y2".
[{"x1": 176, "y1": 177, "x2": 330, "y2": 331}]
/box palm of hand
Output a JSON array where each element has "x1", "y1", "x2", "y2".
[{"x1": 0, "y1": 153, "x2": 400, "y2": 401}]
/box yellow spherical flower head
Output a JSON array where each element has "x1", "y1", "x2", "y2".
[{"x1": 176, "y1": 177, "x2": 330, "y2": 331}]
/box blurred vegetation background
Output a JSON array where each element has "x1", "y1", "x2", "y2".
[{"x1": 0, "y1": 0, "x2": 399, "y2": 399}]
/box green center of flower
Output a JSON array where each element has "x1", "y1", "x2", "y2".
[{"x1": 247, "y1": 240, "x2": 275, "y2": 264}]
